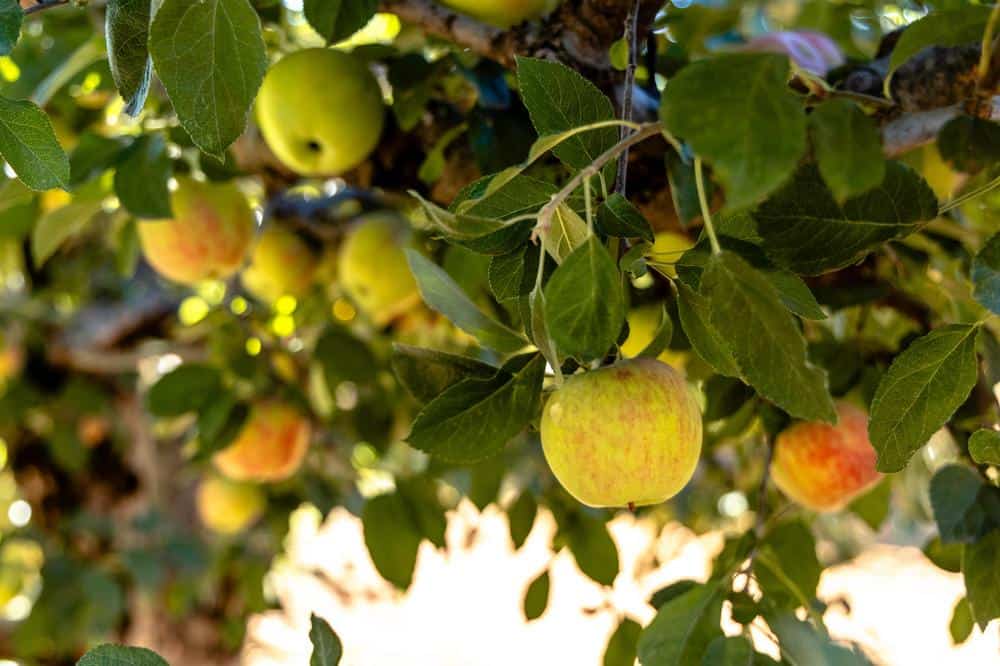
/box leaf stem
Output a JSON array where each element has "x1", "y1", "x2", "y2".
[
  {"x1": 694, "y1": 158, "x2": 721, "y2": 255},
  {"x1": 939, "y1": 172, "x2": 1000, "y2": 214},
  {"x1": 977, "y1": 3, "x2": 1000, "y2": 90}
]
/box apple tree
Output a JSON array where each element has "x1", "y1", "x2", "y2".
[{"x1": 0, "y1": 0, "x2": 997, "y2": 663}]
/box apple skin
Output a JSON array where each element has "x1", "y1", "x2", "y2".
[
  {"x1": 540, "y1": 357, "x2": 702, "y2": 508},
  {"x1": 620, "y1": 305, "x2": 688, "y2": 372},
  {"x1": 241, "y1": 226, "x2": 319, "y2": 304},
  {"x1": 196, "y1": 475, "x2": 266, "y2": 535},
  {"x1": 213, "y1": 401, "x2": 311, "y2": 483},
  {"x1": 337, "y1": 214, "x2": 420, "y2": 326},
  {"x1": 138, "y1": 177, "x2": 255, "y2": 286},
  {"x1": 770, "y1": 401, "x2": 882, "y2": 513},
  {"x1": 647, "y1": 231, "x2": 693, "y2": 279},
  {"x1": 256, "y1": 48, "x2": 384, "y2": 176},
  {"x1": 441, "y1": 0, "x2": 559, "y2": 28}
]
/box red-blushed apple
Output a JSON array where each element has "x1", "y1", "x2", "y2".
[{"x1": 213, "y1": 401, "x2": 311, "y2": 483}]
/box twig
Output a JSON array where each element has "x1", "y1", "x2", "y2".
[{"x1": 614, "y1": 0, "x2": 641, "y2": 196}]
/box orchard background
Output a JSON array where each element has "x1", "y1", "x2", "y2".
[{"x1": 0, "y1": 0, "x2": 998, "y2": 664}]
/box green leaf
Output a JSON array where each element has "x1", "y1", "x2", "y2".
[
  {"x1": 115, "y1": 134, "x2": 172, "y2": 218},
  {"x1": 675, "y1": 281, "x2": 740, "y2": 377},
  {"x1": 406, "y1": 250, "x2": 528, "y2": 353},
  {"x1": 544, "y1": 235, "x2": 625, "y2": 362},
  {"x1": 962, "y1": 530, "x2": 1000, "y2": 629},
  {"x1": 489, "y1": 244, "x2": 539, "y2": 303},
  {"x1": 149, "y1": 0, "x2": 267, "y2": 157},
  {"x1": 972, "y1": 233, "x2": 1000, "y2": 315},
  {"x1": 196, "y1": 397, "x2": 248, "y2": 459},
  {"x1": 767, "y1": 614, "x2": 872, "y2": 665},
  {"x1": 950, "y1": 597, "x2": 974, "y2": 645},
  {"x1": 888, "y1": 7, "x2": 992, "y2": 82},
  {"x1": 566, "y1": 515, "x2": 619, "y2": 586},
  {"x1": 543, "y1": 203, "x2": 589, "y2": 264},
  {"x1": 650, "y1": 580, "x2": 701, "y2": 610},
  {"x1": 970, "y1": 429, "x2": 1000, "y2": 466},
  {"x1": 849, "y1": 478, "x2": 892, "y2": 531},
  {"x1": 523, "y1": 569, "x2": 550, "y2": 621},
  {"x1": 406, "y1": 354, "x2": 545, "y2": 463},
  {"x1": 395, "y1": 477, "x2": 447, "y2": 548},
  {"x1": 603, "y1": 618, "x2": 641, "y2": 666},
  {"x1": 753, "y1": 162, "x2": 937, "y2": 275},
  {"x1": 105, "y1": 0, "x2": 153, "y2": 115},
  {"x1": 516, "y1": 57, "x2": 617, "y2": 170},
  {"x1": 77, "y1": 644, "x2": 168, "y2": 666},
  {"x1": 315, "y1": 326, "x2": 378, "y2": 387},
  {"x1": 31, "y1": 200, "x2": 103, "y2": 267},
  {"x1": 0, "y1": 95, "x2": 69, "y2": 191},
  {"x1": 808, "y1": 99, "x2": 886, "y2": 202},
  {"x1": 938, "y1": 116, "x2": 1000, "y2": 174},
  {"x1": 924, "y1": 536, "x2": 963, "y2": 573},
  {"x1": 869, "y1": 324, "x2": 981, "y2": 472},
  {"x1": 146, "y1": 364, "x2": 223, "y2": 417},
  {"x1": 930, "y1": 464, "x2": 991, "y2": 544},
  {"x1": 636, "y1": 304, "x2": 674, "y2": 360},
  {"x1": 700, "y1": 252, "x2": 836, "y2": 422},
  {"x1": 755, "y1": 521, "x2": 820, "y2": 611},
  {"x1": 391, "y1": 344, "x2": 497, "y2": 404},
  {"x1": 0, "y1": 0, "x2": 21, "y2": 56},
  {"x1": 508, "y1": 491, "x2": 537, "y2": 549},
  {"x1": 661, "y1": 53, "x2": 806, "y2": 210},
  {"x1": 69, "y1": 133, "x2": 126, "y2": 187},
  {"x1": 702, "y1": 635, "x2": 776, "y2": 666},
  {"x1": 361, "y1": 491, "x2": 422, "y2": 590},
  {"x1": 309, "y1": 614, "x2": 343, "y2": 666},
  {"x1": 637, "y1": 583, "x2": 724, "y2": 666},
  {"x1": 303, "y1": 0, "x2": 377, "y2": 44},
  {"x1": 597, "y1": 193, "x2": 655, "y2": 242}
]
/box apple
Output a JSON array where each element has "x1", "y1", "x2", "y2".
[
  {"x1": 337, "y1": 214, "x2": 420, "y2": 326},
  {"x1": 440, "y1": 0, "x2": 560, "y2": 28},
  {"x1": 138, "y1": 177, "x2": 255, "y2": 286},
  {"x1": 241, "y1": 225, "x2": 319, "y2": 304},
  {"x1": 256, "y1": 48, "x2": 385, "y2": 176},
  {"x1": 646, "y1": 231, "x2": 694, "y2": 279},
  {"x1": 196, "y1": 475, "x2": 266, "y2": 535},
  {"x1": 620, "y1": 305, "x2": 688, "y2": 372},
  {"x1": 540, "y1": 357, "x2": 702, "y2": 508},
  {"x1": 213, "y1": 401, "x2": 312, "y2": 483},
  {"x1": 770, "y1": 401, "x2": 882, "y2": 512}
]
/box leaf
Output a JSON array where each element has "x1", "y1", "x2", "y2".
[
  {"x1": 77, "y1": 644, "x2": 169, "y2": 666},
  {"x1": 938, "y1": 116, "x2": 1000, "y2": 174},
  {"x1": 603, "y1": 618, "x2": 641, "y2": 666},
  {"x1": 507, "y1": 491, "x2": 537, "y2": 549},
  {"x1": 753, "y1": 162, "x2": 937, "y2": 275},
  {"x1": 543, "y1": 203, "x2": 589, "y2": 264},
  {"x1": 962, "y1": 530, "x2": 1000, "y2": 629},
  {"x1": 597, "y1": 193, "x2": 655, "y2": 242},
  {"x1": 105, "y1": 0, "x2": 153, "y2": 115},
  {"x1": 0, "y1": 95, "x2": 69, "y2": 191},
  {"x1": 361, "y1": 491, "x2": 422, "y2": 590},
  {"x1": 31, "y1": 200, "x2": 103, "y2": 267},
  {"x1": 114, "y1": 134, "x2": 172, "y2": 218},
  {"x1": 523, "y1": 570, "x2": 550, "y2": 621},
  {"x1": 869, "y1": 324, "x2": 981, "y2": 473},
  {"x1": 702, "y1": 635, "x2": 773, "y2": 666},
  {"x1": 950, "y1": 597, "x2": 974, "y2": 645},
  {"x1": 406, "y1": 354, "x2": 545, "y2": 464},
  {"x1": 196, "y1": 397, "x2": 248, "y2": 459},
  {"x1": 407, "y1": 250, "x2": 527, "y2": 352},
  {"x1": 149, "y1": 0, "x2": 267, "y2": 157},
  {"x1": 650, "y1": 580, "x2": 701, "y2": 610},
  {"x1": 930, "y1": 465, "x2": 991, "y2": 544},
  {"x1": 970, "y1": 429, "x2": 1000, "y2": 466},
  {"x1": 315, "y1": 326, "x2": 378, "y2": 387},
  {"x1": 309, "y1": 614, "x2": 343, "y2": 666},
  {"x1": 924, "y1": 536, "x2": 963, "y2": 573},
  {"x1": 972, "y1": 233, "x2": 1000, "y2": 315},
  {"x1": 69, "y1": 133, "x2": 126, "y2": 187},
  {"x1": 661, "y1": 53, "x2": 806, "y2": 210},
  {"x1": 700, "y1": 252, "x2": 836, "y2": 422},
  {"x1": 755, "y1": 521, "x2": 821, "y2": 610},
  {"x1": 544, "y1": 235, "x2": 625, "y2": 362},
  {"x1": 395, "y1": 477, "x2": 447, "y2": 548},
  {"x1": 0, "y1": 0, "x2": 21, "y2": 56},
  {"x1": 636, "y1": 304, "x2": 674, "y2": 360},
  {"x1": 303, "y1": 0, "x2": 377, "y2": 44},
  {"x1": 887, "y1": 6, "x2": 992, "y2": 81},
  {"x1": 767, "y1": 614, "x2": 872, "y2": 666},
  {"x1": 489, "y1": 244, "x2": 539, "y2": 302},
  {"x1": 391, "y1": 344, "x2": 497, "y2": 404},
  {"x1": 146, "y1": 364, "x2": 223, "y2": 417},
  {"x1": 637, "y1": 583, "x2": 724, "y2": 666},
  {"x1": 675, "y1": 281, "x2": 740, "y2": 377},
  {"x1": 566, "y1": 515, "x2": 619, "y2": 586},
  {"x1": 516, "y1": 56, "x2": 617, "y2": 170},
  {"x1": 808, "y1": 99, "x2": 886, "y2": 202}
]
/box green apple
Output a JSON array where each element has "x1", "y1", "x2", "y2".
[
  {"x1": 646, "y1": 231, "x2": 694, "y2": 279},
  {"x1": 620, "y1": 305, "x2": 688, "y2": 372},
  {"x1": 338, "y1": 214, "x2": 420, "y2": 326},
  {"x1": 440, "y1": 0, "x2": 560, "y2": 28},
  {"x1": 540, "y1": 358, "x2": 702, "y2": 508},
  {"x1": 256, "y1": 48, "x2": 385, "y2": 176},
  {"x1": 196, "y1": 475, "x2": 266, "y2": 534},
  {"x1": 241, "y1": 225, "x2": 319, "y2": 304}
]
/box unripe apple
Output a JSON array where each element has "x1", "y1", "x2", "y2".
[
  {"x1": 256, "y1": 48, "x2": 384, "y2": 176},
  {"x1": 213, "y1": 401, "x2": 311, "y2": 483},
  {"x1": 337, "y1": 214, "x2": 420, "y2": 326},
  {"x1": 647, "y1": 231, "x2": 694, "y2": 279},
  {"x1": 241, "y1": 226, "x2": 319, "y2": 304},
  {"x1": 196, "y1": 475, "x2": 266, "y2": 534},
  {"x1": 770, "y1": 401, "x2": 882, "y2": 512},
  {"x1": 138, "y1": 177, "x2": 255, "y2": 286},
  {"x1": 440, "y1": 0, "x2": 560, "y2": 28},
  {"x1": 540, "y1": 358, "x2": 702, "y2": 508},
  {"x1": 620, "y1": 305, "x2": 688, "y2": 372}
]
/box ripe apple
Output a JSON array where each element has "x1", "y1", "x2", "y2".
[
  {"x1": 196, "y1": 475, "x2": 266, "y2": 535},
  {"x1": 647, "y1": 231, "x2": 693, "y2": 279},
  {"x1": 337, "y1": 214, "x2": 420, "y2": 326},
  {"x1": 138, "y1": 177, "x2": 255, "y2": 286},
  {"x1": 241, "y1": 226, "x2": 319, "y2": 304},
  {"x1": 440, "y1": 0, "x2": 560, "y2": 28},
  {"x1": 540, "y1": 358, "x2": 702, "y2": 508},
  {"x1": 256, "y1": 48, "x2": 385, "y2": 176},
  {"x1": 620, "y1": 305, "x2": 688, "y2": 372},
  {"x1": 770, "y1": 401, "x2": 882, "y2": 512},
  {"x1": 213, "y1": 401, "x2": 312, "y2": 483}
]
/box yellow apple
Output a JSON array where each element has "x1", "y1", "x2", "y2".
[
  {"x1": 196, "y1": 475, "x2": 266, "y2": 534},
  {"x1": 540, "y1": 358, "x2": 702, "y2": 508},
  {"x1": 646, "y1": 231, "x2": 694, "y2": 279},
  {"x1": 337, "y1": 214, "x2": 420, "y2": 326},
  {"x1": 620, "y1": 305, "x2": 687, "y2": 372},
  {"x1": 256, "y1": 48, "x2": 385, "y2": 176},
  {"x1": 138, "y1": 177, "x2": 255, "y2": 286},
  {"x1": 213, "y1": 401, "x2": 312, "y2": 483},
  {"x1": 770, "y1": 401, "x2": 882, "y2": 513},
  {"x1": 241, "y1": 225, "x2": 319, "y2": 304},
  {"x1": 440, "y1": 0, "x2": 559, "y2": 28}
]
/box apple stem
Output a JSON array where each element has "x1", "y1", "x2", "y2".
[{"x1": 627, "y1": 501, "x2": 636, "y2": 513}]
